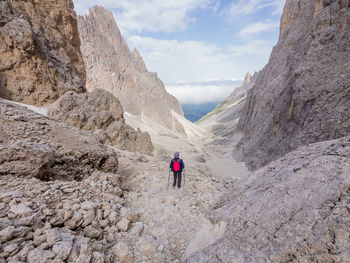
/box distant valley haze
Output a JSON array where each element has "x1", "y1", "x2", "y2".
[{"x1": 73, "y1": 0, "x2": 284, "y2": 118}]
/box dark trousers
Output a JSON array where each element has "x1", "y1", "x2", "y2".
[{"x1": 173, "y1": 172, "x2": 182, "y2": 187}]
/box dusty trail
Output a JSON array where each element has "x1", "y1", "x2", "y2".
[{"x1": 115, "y1": 124, "x2": 249, "y2": 261}]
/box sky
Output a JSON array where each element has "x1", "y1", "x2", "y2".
[{"x1": 73, "y1": 0, "x2": 285, "y2": 104}]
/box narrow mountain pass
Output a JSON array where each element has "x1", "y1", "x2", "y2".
[{"x1": 115, "y1": 124, "x2": 249, "y2": 262}]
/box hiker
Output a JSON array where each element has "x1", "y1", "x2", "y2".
[{"x1": 170, "y1": 152, "x2": 185, "y2": 188}]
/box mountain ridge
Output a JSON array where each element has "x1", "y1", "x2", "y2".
[{"x1": 77, "y1": 6, "x2": 184, "y2": 130}]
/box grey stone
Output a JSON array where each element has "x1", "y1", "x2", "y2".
[
  {"x1": 27, "y1": 249, "x2": 55, "y2": 263},
  {"x1": 136, "y1": 235, "x2": 158, "y2": 257},
  {"x1": 91, "y1": 252, "x2": 104, "y2": 263},
  {"x1": 3, "y1": 243, "x2": 19, "y2": 253},
  {"x1": 117, "y1": 217, "x2": 130, "y2": 232},
  {"x1": 82, "y1": 209, "x2": 95, "y2": 227},
  {"x1": 130, "y1": 222, "x2": 144, "y2": 236},
  {"x1": 9, "y1": 203, "x2": 33, "y2": 217},
  {"x1": 83, "y1": 226, "x2": 101, "y2": 239},
  {"x1": 81, "y1": 201, "x2": 96, "y2": 211},
  {"x1": 46, "y1": 228, "x2": 61, "y2": 246},
  {"x1": 52, "y1": 241, "x2": 73, "y2": 261},
  {"x1": 0, "y1": 226, "x2": 15, "y2": 242},
  {"x1": 113, "y1": 241, "x2": 134, "y2": 263}
]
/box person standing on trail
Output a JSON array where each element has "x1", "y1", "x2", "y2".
[{"x1": 170, "y1": 152, "x2": 185, "y2": 188}]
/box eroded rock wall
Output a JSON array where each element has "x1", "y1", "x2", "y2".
[
  {"x1": 0, "y1": 0, "x2": 86, "y2": 106},
  {"x1": 77, "y1": 6, "x2": 184, "y2": 130},
  {"x1": 238, "y1": 0, "x2": 350, "y2": 169},
  {"x1": 48, "y1": 89, "x2": 154, "y2": 155}
]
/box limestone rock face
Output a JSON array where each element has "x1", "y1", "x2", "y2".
[
  {"x1": 77, "y1": 6, "x2": 184, "y2": 129},
  {"x1": 186, "y1": 135, "x2": 350, "y2": 262},
  {"x1": 0, "y1": 0, "x2": 86, "y2": 106},
  {"x1": 237, "y1": 0, "x2": 350, "y2": 169},
  {"x1": 197, "y1": 72, "x2": 254, "y2": 137},
  {"x1": 48, "y1": 89, "x2": 154, "y2": 155},
  {"x1": 0, "y1": 99, "x2": 118, "y2": 180}
]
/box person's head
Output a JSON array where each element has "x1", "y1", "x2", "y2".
[{"x1": 174, "y1": 152, "x2": 180, "y2": 158}]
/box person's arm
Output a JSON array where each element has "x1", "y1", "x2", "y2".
[{"x1": 181, "y1": 159, "x2": 184, "y2": 170}]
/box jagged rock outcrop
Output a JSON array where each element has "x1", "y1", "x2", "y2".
[
  {"x1": 186, "y1": 135, "x2": 350, "y2": 262},
  {"x1": 48, "y1": 89, "x2": 154, "y2": 155},
  {"x1": 237, "y1": 0, "x2": 350, "y2": 169},
  {"x1": 77, "y1": 6, "x2": 184, "y2": 130},
  {"x1": 197, "y1": 73, "x2": 254, "y2": 137},
  {"x1": 0, "y1": 0, "x2": 86, "y2": 106},
  {"x1": 0, "y1": 99, "x2": 118, "y2": 181}
]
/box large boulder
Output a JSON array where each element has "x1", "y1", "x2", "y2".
[
  {"x1": 0, "y1": 0, "x2": 86, "y2": 106},
  {"x1": 48, "y1": 89, "x2": 154, "y2": 155},
  {"x1": 237, "y1": 0, "x2": 350, "y2": 169},
  {"x1": 0, "y1": 99, "x2": 118, "y2": 180}
]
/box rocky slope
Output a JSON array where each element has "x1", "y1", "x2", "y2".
[
  {"x1": 77, "y1": 6, "x2": 184, "y2": 130},
  {"x1": 0, "y1": 0, "x2": 86, "y2": 106},
  {"x1": 0, "y1": 99, "x2": 118, "y2": 181},
  {"x1": 197, "y1": 73, "x2": 254, "y2": 137},
  {"x1": 186, "y1": 135, "x2": 350, "y2": 262},
  {"x1": 237, "y1": 0, "x2": 350, "y2": 169},
  {"x1": 48, "y1": 89, "x2": 154, "y2": 155}
]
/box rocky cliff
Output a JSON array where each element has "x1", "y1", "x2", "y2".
[
  {"x1": 0, "y1": 0, "x2": 86, "y2": 106},
  {"x1": 197, "y1": 73, "x2": 254, "y2": 137},
  {"x1": 237, "y1": 0, "x2": 350, "y2": 169},
  {"x1": 77, "y1": 6, "x2": 184, "y2": 130}
]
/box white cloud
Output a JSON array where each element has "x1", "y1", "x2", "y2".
[
  {"x1": 166, "y1": 81, "x2": 242, "y2": 104},
  {"x1": 127, "y1": 36, "x2": 275, "y2": 103},
  {"x1": 228, "y1": 0, "x2": 285, "y2": 16},
  {"x1": 128, "y1": 36, "x2": 273, "y2": 85},
  {"x1": 238, "y1": 22, "x2": 279, "y2": 37},
  {"x1": 73, "y1": 0, "x2": 214, "y2": 33}
]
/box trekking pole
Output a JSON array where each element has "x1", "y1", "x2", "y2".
[
  {"x1": 184, "y1": 168, "x2": 185, "y2": 186},
  {"x1": 167, "y1": 169, "x2": 170, "y2": 189}
]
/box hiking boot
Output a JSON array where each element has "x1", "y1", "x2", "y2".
[{"x1": 178, "y1": 185, "x2": 181, "y2": 188}]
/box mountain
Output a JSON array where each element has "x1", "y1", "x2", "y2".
[
  {"x1": 77, "y1": 6, "x2": 184, "y2": 130},
  {"x1": 185, "y1": 1, "x2": 350, "y2": 262},
  {"x1": 236, "y1": 0, "x2": 350, "y2": 169},
  {"x1": 0, "y1": 0, "x2": 86, "y2": 106},
  {"x1": 196, "y1": 72, "x2": 254, "y2": 137}
]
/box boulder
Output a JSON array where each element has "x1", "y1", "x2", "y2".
[{"x1": 48, "y1": 89, "x2": 154, "y2": 155}]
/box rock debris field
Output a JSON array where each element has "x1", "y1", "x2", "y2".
[{"x1": 0, "y1": 98, "x2": 247, "y2": 262}]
